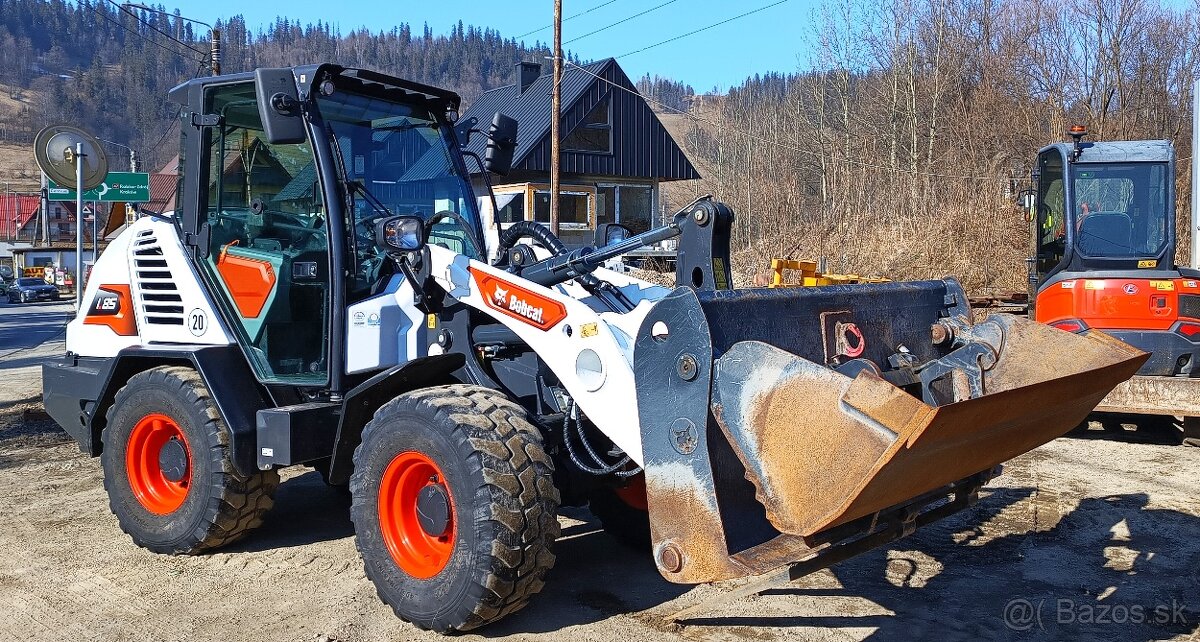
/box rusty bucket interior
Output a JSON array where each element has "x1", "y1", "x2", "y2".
[{"x1": 709, "y1": 315, "x2": 1147, "y2": 537}]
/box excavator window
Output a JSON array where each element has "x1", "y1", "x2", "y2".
[
  {"x1": 1035, "y1": 150, "x2": 1066, "y2": 277},
  {"x1": 1072, "y1": 162, "x2": 1168, "y2": 258},
  {"x1": 200, "y1": 81, "x2": 331, "y2": 385}
]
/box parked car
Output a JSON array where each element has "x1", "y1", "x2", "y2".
[{"x1": 7, "y1": 277, "x2": 60, "y2": 304}]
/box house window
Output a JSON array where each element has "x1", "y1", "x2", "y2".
[
  {"x1": 618, "y1": 184, "x2": 652, "y2": 234},
  {"x1": 494, "y1": 191, "x2": 525, "y2": 224},
  {"x1": 562, "y1": 95, "x2": 612, "y2": 154},
  {"x1": 533, "y1": 191, "x2": 591, "y2": 229},
  {"x1": 596, "y1": 183, "x2": 655, "y2": 234}
]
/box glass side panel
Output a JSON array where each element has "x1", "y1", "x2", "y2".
[{"x1": 202, "y1": 81, "x2": 330, "y2": 385}]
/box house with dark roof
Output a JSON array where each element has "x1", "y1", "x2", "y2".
[{"x1": 461, "y1": 58, "x2": 699, "y2": 247}]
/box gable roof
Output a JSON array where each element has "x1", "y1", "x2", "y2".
[
  {"x1": 0, "y1": 194, "x2": 42, "y2": 232},
  {"x1": 462, "y1": 58, "x2": 699, "y2": 182}
]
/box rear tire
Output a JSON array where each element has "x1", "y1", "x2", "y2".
[
  {"x1": 350, "y1": 384, "x2": 559, "y2": 632},
  {"x1": 101, "y1": 366, "x2": 279, "y2": 554}
]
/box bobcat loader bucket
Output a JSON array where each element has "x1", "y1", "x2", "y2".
[{"x1": 632, "y1": 281, "x2": 1145, "y2": 588}]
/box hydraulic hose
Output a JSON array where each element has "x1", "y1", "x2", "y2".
[{"x1": 496, "y1": 220, "x2": 603, "y2": 289}]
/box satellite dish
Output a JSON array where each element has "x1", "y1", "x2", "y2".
[{"x1": 33, "y1": 125, "x2": 109, "y2": 192}]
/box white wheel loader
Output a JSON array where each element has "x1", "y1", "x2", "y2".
[{"x1": 42, "y1": 64, "x2": 1146, "y2": 632}]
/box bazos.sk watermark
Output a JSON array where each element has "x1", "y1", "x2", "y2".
[{"x1": 1003, "y1": 597, "x2": 1189, "y2": 631}]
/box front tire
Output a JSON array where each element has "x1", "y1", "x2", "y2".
[
  {"x1": 101, "y1": 366, "x2": 279, "y2": 554},
  {"x1": 350, "y1": 384, "x2": 560, "y2": 632}
]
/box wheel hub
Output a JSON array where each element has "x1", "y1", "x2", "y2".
[
  {"x1": 158, "y1": 437, "x2": 189, "y2": 483},
  {"x1": 415, "y1": 482, "x2": 451, "y2": 537},
  {"x1": 125, "y1": 413, "x2": 191, "y2": 515},
  {"x1": 378, "y1": 451, "x2": 456, "y2": 579}
]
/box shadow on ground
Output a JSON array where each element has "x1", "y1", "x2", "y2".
[
  {"x1": 165, "y1": 464, "x2": 1200, "y2": 639},
  {"x1": 682, "y1": 490, "x2": 1200, "y2": 641},
  {"x1": 227, "y1": 468, "x2": 691, "y2": 632},
  {"x1": 1065, "y1": 413, "x2": 1192, "y2": 446}
]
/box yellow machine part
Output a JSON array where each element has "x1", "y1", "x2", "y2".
[{"x1": 768, "y1": 258, "x2": 890, "y2": 287}]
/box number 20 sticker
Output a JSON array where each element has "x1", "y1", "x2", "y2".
[{"x1": 188, "y1": 308, "x2": 208, "y2": 337}]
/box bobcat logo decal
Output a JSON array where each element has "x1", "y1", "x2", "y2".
[
  {"x1": 471, "y1": 269, "x2": 568, "y2": 331},
  {"x1": 492, "y1": 284, "x2": 509, "y2": 307}
]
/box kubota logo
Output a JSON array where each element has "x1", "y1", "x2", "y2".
[{"x1": 471, "y1": 269, "x2": 567, "y2": 331}]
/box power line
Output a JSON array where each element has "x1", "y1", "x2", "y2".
[
  {"x1": 89, "y1": 3, "x2": 207, "y2": 65},
  {"x1": 614, "y1": 0, "x2": 791, "y2": 59},
  {"x1": 563, "y1": 0, "x2": 678, "y2": 45},
  {"x1": 563, "y1": 60, "x2": 999, "y2": 181},
  {"x1": 514, "y1": 0, "x2": 619, "y2": 40},
  {"x1": 108, "y1": 0, "x2": 210, "y2": 59}
]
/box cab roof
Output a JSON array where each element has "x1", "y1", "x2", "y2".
[{"x1": 1041, "y1": 139, "x2": 1173, "y2": 164}]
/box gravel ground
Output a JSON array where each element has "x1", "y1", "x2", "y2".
[{"x1": 1, "y1": 302, "x2": 1198, "y2": 642}]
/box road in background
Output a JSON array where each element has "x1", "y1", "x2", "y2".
[{"x1": 0, "y1": 299, "x2": 71, "y2": 406}]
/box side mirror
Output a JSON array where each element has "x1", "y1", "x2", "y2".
[
  {"x1": 484, "y1": 113, "x2": 518, "y2": 176},
  {"x1": 1017, "y1": 189, "x2": 1036, "y2": 210},
  {"x1": 376, "y1": 215, "x2": 425, "y2": 253},
  {"x1": 254, "y1": 68, "x2": 306, "y2": 145},
  {"x1": 595, "y1": 223, "x2": 632, "y2": 247}
]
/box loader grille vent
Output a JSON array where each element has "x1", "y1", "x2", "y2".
[
  {"x1": 132, "y1": 230, "x2": 184, "y2": 326},
  {"x1": 1180, "y1": 294, "x2": 1200, "y2": 320}
]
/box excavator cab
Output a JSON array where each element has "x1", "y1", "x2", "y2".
[{"x1": 1027, "y1": 130, "x2": 1197, "y2": 377}]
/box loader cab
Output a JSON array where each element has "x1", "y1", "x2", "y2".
[
  {"x1": 172, "y1": 65, "x2": 483, "y2": 392},
  {"x1": 1027, "y1": 134, "x2": 1199, "y2": 376}
]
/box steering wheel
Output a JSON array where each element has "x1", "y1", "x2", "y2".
[
  {"x1": 426, "y1": 210, "x2": 483, "y2": 258},
  {"x1": 210, "y1": 204, "x2": 323, "y2": 237}
]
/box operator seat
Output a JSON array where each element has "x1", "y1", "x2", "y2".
[{"x1": 1078, "y1": 213, "x2": 1132, "y2": 256}]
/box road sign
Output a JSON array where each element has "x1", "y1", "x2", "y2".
[{"x1": 48, "y1": 171, "x2": 150, "y2": 202}]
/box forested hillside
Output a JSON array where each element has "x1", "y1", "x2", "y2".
[{"x1": 0, "y1": 0, "x2": 558, "y2": 170}]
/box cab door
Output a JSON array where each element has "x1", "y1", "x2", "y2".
[{"x1": 198, "y1": 81, "x2": 332, "y2": 385}]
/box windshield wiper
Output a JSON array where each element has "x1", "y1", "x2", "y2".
[
  {"x1": 326, "y1": 123, "x2": 394, "y2": 220},
  {"x1": 345, "y1": 179, "x2": 394, "y2": 220}
]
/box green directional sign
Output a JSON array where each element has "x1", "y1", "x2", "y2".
[{"x1": 48, "y1": 171, "x2": 151, "y2": 202}]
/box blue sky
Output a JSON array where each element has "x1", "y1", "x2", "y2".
[{"x1": 170, "y1": 0, "x2": 812, "y2": 91}]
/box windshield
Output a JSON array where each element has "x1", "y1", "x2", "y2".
[
  {"x1": 1072, "y1": 162, "x2": 1169, "y2": 258},
  {"x1": 316, "y1": 89, "x2": 481, "y2": 295},
  {"x1": 18, "y1": 278, "x2": 43, "y2": 286}
]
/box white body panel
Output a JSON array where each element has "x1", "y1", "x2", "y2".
[
  {"x1": 346, "y1": 275, "x2": 429, "y2": 374},
  {"x1": 426, "y1": 245, "x2": 671, "y2": 465},
  {"x1": 66, "y1": 215, "x2": 234, "y2": 358}
]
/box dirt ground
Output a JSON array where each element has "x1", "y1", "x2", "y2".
[{"x1": 1, "y1": 318, "x2": 1199, "y2": 641}]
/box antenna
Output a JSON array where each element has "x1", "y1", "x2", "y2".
[{"x1": 33, "y1": 125, "x2": 109, "y2": 307}]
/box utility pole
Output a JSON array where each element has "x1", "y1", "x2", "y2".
[
  {"x1": 39, "y1": 172, "x2": 49, "y2": 244},
  {"x1": 549, "y1": 0, "x2": 562, "y2": 235},
  {"x1": 1192, "y1": 77, "x2": 1199, "y2": 269},
  {"x1": 210, "y1": 27, "x2": 221, "y2": 75}
]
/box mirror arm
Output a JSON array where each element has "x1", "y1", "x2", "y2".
[
  {"x1": 396, "y1": 251, "x2": 435, "y2": 313},
  {"x1": 462, "y1": 150, "x2": 503, "y2": 242}
]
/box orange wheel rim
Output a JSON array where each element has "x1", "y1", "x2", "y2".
[
  {"x1": 125, "y1": 413, "x2": 191, "y2": 515},
  {"x1": 378, "y1": 451, "x2": 455, "y2": 579}
]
